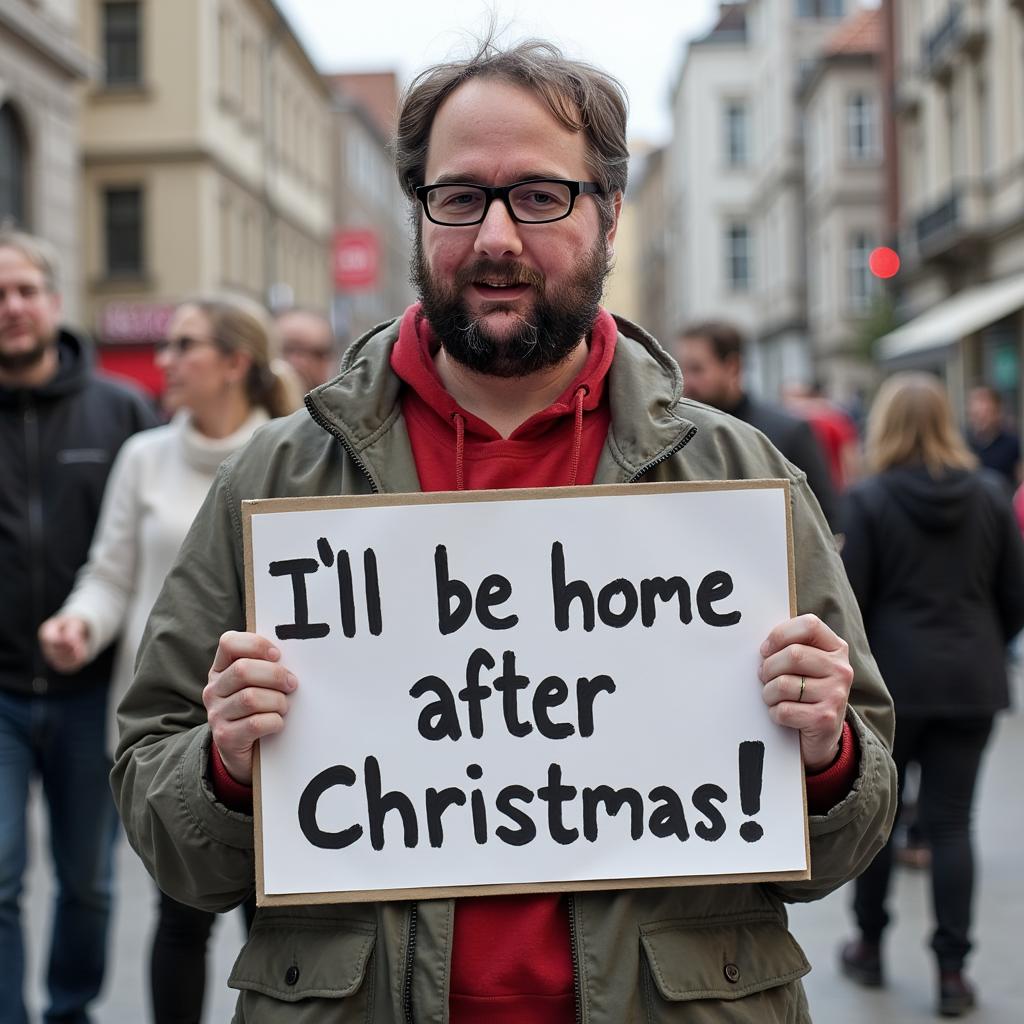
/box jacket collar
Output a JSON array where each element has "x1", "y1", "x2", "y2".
[{"x1": 305, "y1": 312, "x2": 697, "y2": 491}]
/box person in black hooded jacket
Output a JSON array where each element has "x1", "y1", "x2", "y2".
[
  {"x1": 838, "y1": 372, "x2": 1024, "y2": 1017},
  {"x1": 0, "y1": 231, "x2": 157, "y2": 1024}
]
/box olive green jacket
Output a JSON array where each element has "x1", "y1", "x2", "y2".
[{"x1": 112, "y1": 316, "x2": 896, "y2": 1023}]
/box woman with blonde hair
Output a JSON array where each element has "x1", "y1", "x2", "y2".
[
  {"x1": 839, "y1": 373, "x2": 1024, "y2": 1016},
  {"x1": 39, "y1": 293, "x2": 300, "y2": 1024}
]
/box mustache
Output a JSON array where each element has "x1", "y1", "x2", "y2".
[{"x1": 452, "y1": 259, "x2": 545, "y2": 294}]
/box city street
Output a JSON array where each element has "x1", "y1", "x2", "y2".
[{"x1": 23, "y1": 671, "x2": 1024, "y2": 1024}]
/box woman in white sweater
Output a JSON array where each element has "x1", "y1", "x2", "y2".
[{"x1": 39, "y1": 293, "x2": 301, "y2": 1024}]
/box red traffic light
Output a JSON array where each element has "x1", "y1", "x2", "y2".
[{"x1": 869, "y1": 247, "x2": 900, "y2": 279}]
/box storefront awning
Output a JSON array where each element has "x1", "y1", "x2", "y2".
[{"x1": 878, "y1": 271, "x2": 1024, "y2": 363}]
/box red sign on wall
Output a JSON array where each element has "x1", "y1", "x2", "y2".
[
  {"x1": 99, "y1": 301, "x2": 177, "y2": 344},
  {"x1": 333, "y1": 229, "x2": 379, "y2": 291}
]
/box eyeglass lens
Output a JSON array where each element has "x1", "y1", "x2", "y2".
[
  {"x1": 426, "y1": 181, "x2": 574, "y2": 224},
  {"x1": 155, "y1": 336, "x2": 208, "y2": 356}
]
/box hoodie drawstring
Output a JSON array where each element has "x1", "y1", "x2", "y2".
[
  {"x1": 452, "y1": 386, "x2": 587, "y2": 491},
  {"x1": 568, "y1": 385, "x2": 588, "y2": 487},
  {"x1": 453, "y1": 412, "x2": 466, "y2": 491}
]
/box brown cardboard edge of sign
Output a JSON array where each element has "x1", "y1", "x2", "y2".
[
  {"x1": 780, "y1": 480, "x2": 812, "y2": 874},
  {"x1": 242, "y1": 478, "x2": 809, "y2": 905},
  {"x1": 257, "y1": 867, "x2": 812, "y2": 907}
]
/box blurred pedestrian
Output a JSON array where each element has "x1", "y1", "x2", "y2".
[
  {"x1": 0, "y1": 229, "x2": 157, "y2": 1024},
  {"x1": 675, "y1": 321, "x2": 839, "y2": 530},
  {"x1": 965, "y1": 385, "x2": 1021, "y2": 494},
  {"x1": 276, "y1": 306, "x2": 339, "y2": 392},
  {"x1": 39, "y1": 294, "x2": 299, "y2": 1024},
  {"x1": 781, "y1": 380, "x2": 863, "y2": 491},
  {"x1": 839, "y1": 372, "x2": 1024, "y2": 1017}
]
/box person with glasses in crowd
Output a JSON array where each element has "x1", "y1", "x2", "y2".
[
  {"x1": 112, "y1": 39, "x2": 895, "y2": 1023},
  {"x1": 276, "y1": 307, "x2": 340, "y2": 393},
  {"x1": 39, "y1": 294, "x2": 299, "y2": 1024}
]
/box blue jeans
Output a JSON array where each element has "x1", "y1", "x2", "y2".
[{"x1": 0, "y1": 686, "x2": 118, "y2": 1024}]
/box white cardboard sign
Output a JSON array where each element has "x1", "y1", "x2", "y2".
[{"x1": 244, "y1": 482, "x2": 808, "y2": 905}]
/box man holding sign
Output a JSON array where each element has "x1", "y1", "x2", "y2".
[{"x1": 113, "y1": 38, "x2": 896, "y2": 1024}]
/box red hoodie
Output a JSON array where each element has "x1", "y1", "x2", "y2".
[{"x1": 211, "y1": 303, "x2": 856, "y2": 1023}]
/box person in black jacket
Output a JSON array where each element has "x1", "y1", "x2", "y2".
[
  {"x1": 838, "y1": 372, "x2": 1024, "y2": 1017},
  {"x1": 0, "y1": 230, "x2": 157, "y2": 1024},
  {"x1": 674, "y1": 321, "x2": 839, "y2": 530}
]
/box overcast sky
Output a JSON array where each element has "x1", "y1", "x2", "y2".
[{"x1": 275, "y1": 0, "x2": 721, "y2": 144}]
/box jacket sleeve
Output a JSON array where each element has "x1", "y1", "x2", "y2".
[
  {"x1": 768, "y1": 473, "x2": 897, "y2": 904},
  {"x1": 838, "y1": 486, "x2": 874, "y2": 616},
  {"x1": 994, "y1": 488, "x2": 1024, "y2": 642},
  {"x1": 790, "y1": 419, "x2": 840, "y2": 533},
  {"x1": 111, "y1": 464, "x2": 256, "y2": 913},
  {"x1": 59, "y1": 435, "x2": 144, "y2": 661}
]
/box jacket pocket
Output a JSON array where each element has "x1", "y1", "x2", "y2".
[
  {"x1": 228, "y1": 915, "x2": 376, "y2": 1023},
  {"x1": 641, "y1": 916, "x2": 810, "y2": 1023}
]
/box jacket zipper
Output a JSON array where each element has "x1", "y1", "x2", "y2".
[
  {"x1": 402, "y1": 901, "x2": 418, "y2": 1024},
  {"x1": 303, "y1": 394, "x2": 379, "y2": 494},
  {"x1": 626, "y1": 425, "x2": 697, "y2": 483},
  {"x1": 22, "y1": 393, "x2": 47, "y2": 685},
  {"x1": 568, "y1": 893, "x2": 583, "y2": 1024}
]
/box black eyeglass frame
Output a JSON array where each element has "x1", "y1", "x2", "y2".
[{"x1": 414, "y1": 178, "x2": 604, "y2": 226}]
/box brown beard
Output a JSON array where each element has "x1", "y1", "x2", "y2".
[
  {"x1": 0, "y1": 333, "x2": 52, "y2": 372},
  {"x1": 412, "y1": 234, "x2": 610, "y2": 379}
]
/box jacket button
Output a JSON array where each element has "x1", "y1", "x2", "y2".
[
  {"x1": 724, "y1": 963, "x2": 741, "y2": 983},
  {"x1": 285, "y1": 965, "x2": 299, "y2": 986}
]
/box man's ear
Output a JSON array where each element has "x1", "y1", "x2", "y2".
[{"x1": 605, "y1": 191, "x2": 623, "y2": 251}]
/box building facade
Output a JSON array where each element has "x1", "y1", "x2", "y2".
[
  {"x1": 881, "y1": 0, "x2": 1024, "y2": 424},
  {"x1": 78, "y1": 0, "x2": 332, "y2": 380},
  {"x1": 328, "y1": 72, "x2": 413, "y2": 345},
  {"x1": 801, "y1": 7, "x2": 886, "y2": 399},
  {"x1": 0, "y1": 0, "x2": 92, "y2": 320},
  {"x1": 668, "y1": 0, "x2": 884, "y2": 399}
]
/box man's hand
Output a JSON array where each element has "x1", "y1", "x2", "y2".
[
  {"x1": 203, "y1": 631, "x2": 297, "y2": 786},
  {"x1": 758, "y1": 614, "x2": 853, "y2": 772},
  {"x1": 38, "y1": 615, "x2": 90, "y2": 673}
]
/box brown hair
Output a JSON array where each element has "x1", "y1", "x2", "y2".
[
  {"x1": 184, "y1": 294, "x2": 300, "y2": 419},
  {"x1": 392, "y1": 36, "x2": 629, "y2": 233},
  {"x1": 866, "y1": 372, "x2": 977, "y2": 476},
  {"x1": 680, "y1": 320, "x2": 744, "y2": 363},
  {"x1": 0, "y1": 228, "x2": 60, "y2": 292}
]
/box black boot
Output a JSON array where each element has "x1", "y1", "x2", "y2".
[
  {"x1": 840, "y1": 938, "x2": 883, "y2": 987},
  {"x1": 938, "y1": 971, "x2": 975, "y2": 1017}
]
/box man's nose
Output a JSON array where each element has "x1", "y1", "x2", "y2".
[{"x1": 473, "y1": 198, "x2": 523, "y2": 259}]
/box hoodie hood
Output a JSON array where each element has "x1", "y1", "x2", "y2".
[
  {"x1": 879, "y1": 464, "x2": 979, "y2": 532},
  {"x1": 0, "y1": 327, "x2": 94, "y2": 404}
]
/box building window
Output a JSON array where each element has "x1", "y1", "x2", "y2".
[
  {"x1": 724, "y1": 101, "x2": 749, "y2": 167},
  {"x1": 104, "y1": 188, "x2": 143, "y2": 275},
  {"x1": 846, "y1": 92, "x2": 876, "y2": 160},
  {"x1": 796, "y1": 0, "x2": 844, "y2": 17},
  {"x1": 726, "y1": 224, "x2": 752, "y2": 292},
  {"x1": 103, "y1": 2, "x2": 141, "y2": 87},
  {"x1": 0, "y1": 104, "x2": 27, "y2": 227},
  {"x1": 848, "y1": 232, "x2": 874, "y2": 313}
]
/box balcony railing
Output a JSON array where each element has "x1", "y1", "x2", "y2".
[
  {"x1": 921, "y1": 2, "x2": 986, "y2": 81},
  {"x1": 916, "y1": 190, "x2": 959, "y2": 247}
]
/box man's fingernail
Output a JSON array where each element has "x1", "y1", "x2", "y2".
[
  {"x1": 760, "y1": 641, "x2": 769, "y2": 655},
  {"x1": 268, "y1": 647, "x2": 280, "y2": 660},
  {"x1": 286, "y1": 673, "x2": 298, "y2": 689}
]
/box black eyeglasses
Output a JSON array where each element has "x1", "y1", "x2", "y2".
[
  {"x1": 414, "y1": 179, "x2": 603, "y2": 226},
  {"x1": 154, "y1": 336, "x2": 222, "y2": 358}
]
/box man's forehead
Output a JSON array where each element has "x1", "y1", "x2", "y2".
[{"x1": 424, "y1": 77, "x2": 590, "y2": 185}]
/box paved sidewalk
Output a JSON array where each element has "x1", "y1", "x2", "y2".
[{"x1": 23, "y1": 680, "x2": 1024, "y2": 1023}]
